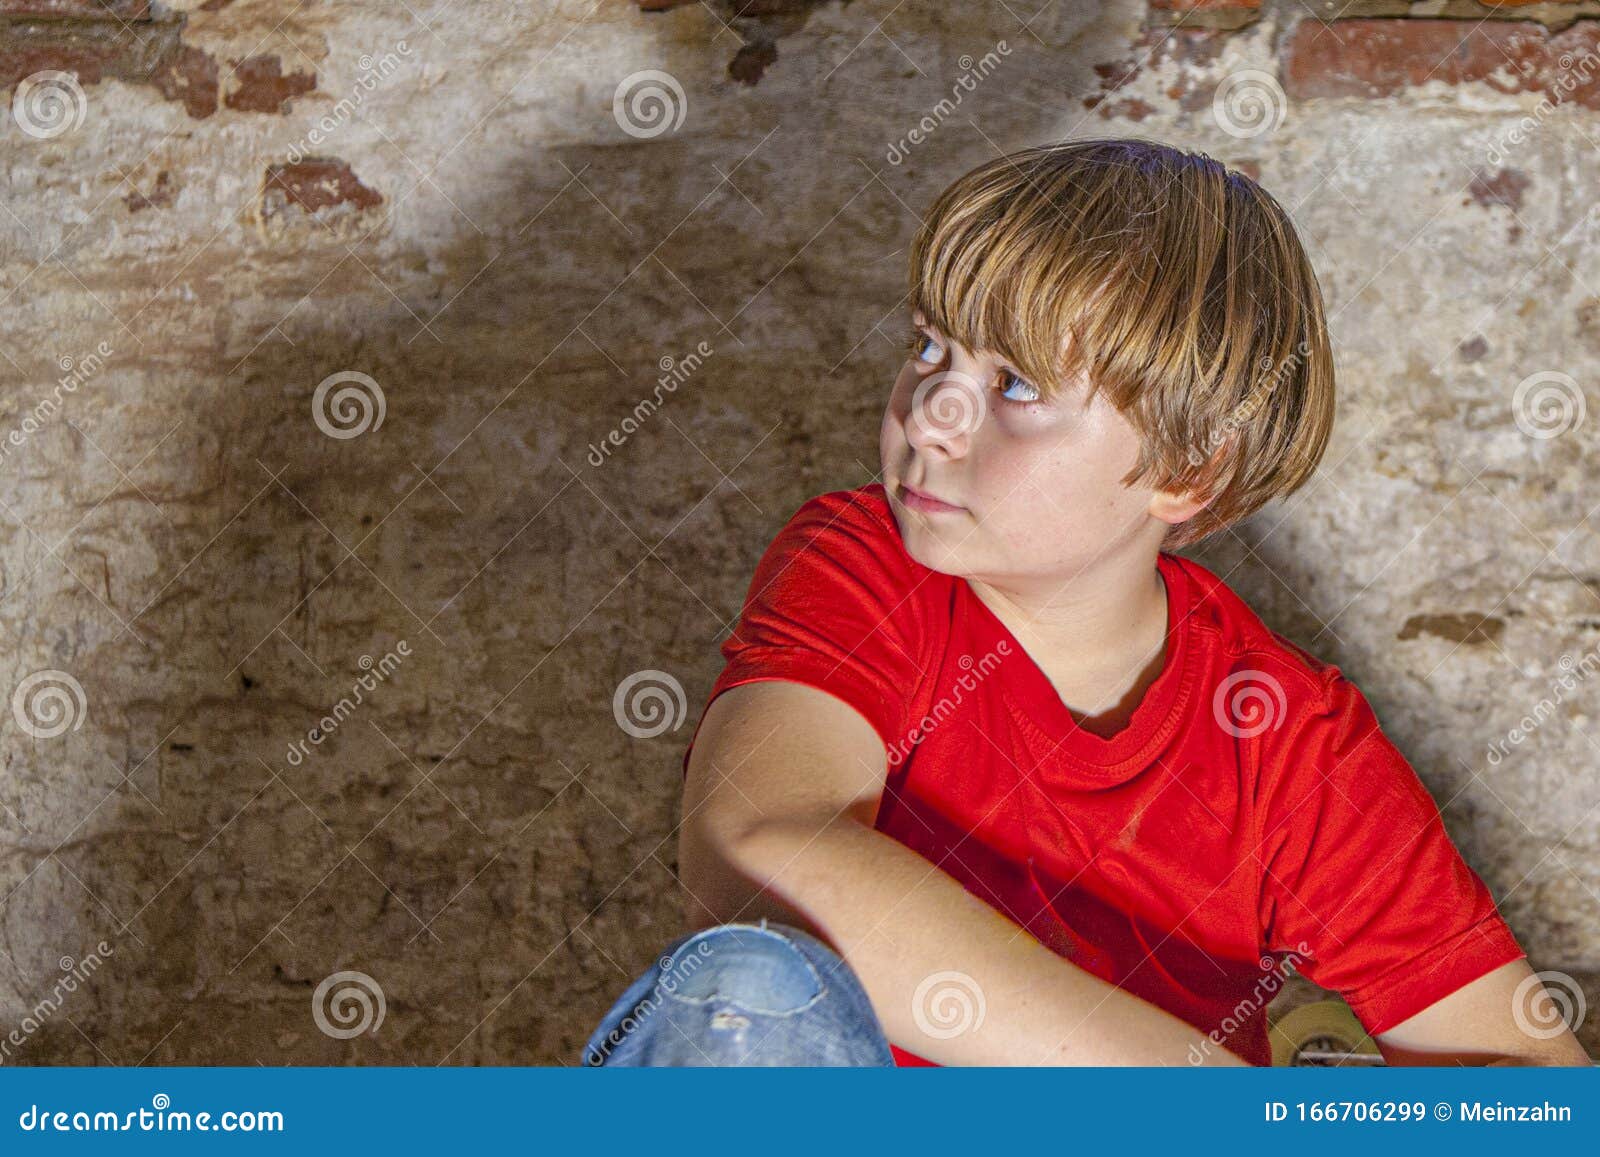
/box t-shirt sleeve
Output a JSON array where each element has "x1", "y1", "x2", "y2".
[
  {"x1": 680, "y1": 490, "x2": 932, "y2": 778},
  {"x1": 1253, "y1": 668, "x2": 1527, "y2": 1036}
]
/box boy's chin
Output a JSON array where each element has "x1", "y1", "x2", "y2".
[{"x1": 891, "y1": 513, "x2": 969, "y2": 577}]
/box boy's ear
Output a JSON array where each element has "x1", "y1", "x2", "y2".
[
  {"x1": 1147, "y1": 435, "x2": 1233, "y2": 526},
  {"x1": 1148, "y1": 486, "x2": 1212, "y2": 527}
]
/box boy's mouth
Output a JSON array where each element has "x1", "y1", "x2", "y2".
[{"x1": 898, "y1": 480, "x2": 965, "y2": 514}]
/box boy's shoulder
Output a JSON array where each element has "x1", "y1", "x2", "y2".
[
  {"x1": 790, "y1": 481, "x2": 899, "y2": 540},
  {"x1": 777, "y1": 482, "x2": 936, "y2": 583},
  {"x1": 1166, "y1": 550, "x2": 1343, "y2": 714}
]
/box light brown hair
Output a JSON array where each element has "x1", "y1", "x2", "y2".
[{"x1": 906, "y1": 137, "x2": 1335, "y2": 549}]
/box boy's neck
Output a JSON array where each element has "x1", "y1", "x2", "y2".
[{"x1": 965, "y1": 550, "x2": 1171, "y2": 732}]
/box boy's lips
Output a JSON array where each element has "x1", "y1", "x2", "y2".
[{"x1": 898, "y1": 480, "x2": 965, "y2": 513}]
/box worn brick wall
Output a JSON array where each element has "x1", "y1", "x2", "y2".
[{"x1": 0, "y1": 0, "x2": 1595, "y2": 1064}]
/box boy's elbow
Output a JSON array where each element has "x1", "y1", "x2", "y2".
[{"x1": 678, "y1": 808, "x2": 849, "y2": 930}]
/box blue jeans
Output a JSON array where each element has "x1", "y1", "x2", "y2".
[{"x1": 581, "y1": 919, "x2": 896, "y2": 1066}]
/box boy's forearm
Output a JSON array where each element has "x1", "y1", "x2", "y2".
[{"x1": 711, "y1": 813, "x2": 1250, "y2": 1067}]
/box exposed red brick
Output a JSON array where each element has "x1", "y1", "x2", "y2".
[
  {"x1": 152, "y1": 41, "x2": 217, "y2": 117},
  {"x1": 1468, "y1": 166, "x2": 1531, "y2": 211},
  {"x1": 1466, "y1": 166, "x2": 1531, "y2": 241},
  {"x1": 1283, "y1": 19, "x2": 1600, "y2": 109},
  {"x1": 1093, "y1": 56, "x2": 1143, "y2": 92},
  {"x1": 1090, "y1": 95, "x2": 1156, "y2": 120},
  {"x1": 0, "y1": 12, "x2": 171, "y2": 88},
  {"x1": 262, "y1": 158, "x2": 383, "y2": 221},
  {"x1": 0, "y1": 6, "x2": 224, "y2": 117},
  {"x1": 223, "y1": 53, "x2": 315, "y2": 114},
  {"x1": 1086, "y1": 27, "x2": 1228, "y2": 116},
  {"x1": 123, "y1": 168, "x2": 172, "y2": 212}
]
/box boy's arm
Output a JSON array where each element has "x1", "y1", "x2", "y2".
[
  {"x1": 1255, "y1": 668, "x2": 1591, "y2": 1067},
  {"x1": 680, "y1": 679, "x2": 1249, "y2": 1067},
  {"x1": 1370, "y1": 959, "x2": 1593, "y2": 1067}
]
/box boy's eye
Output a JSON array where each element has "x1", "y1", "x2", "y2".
[
  {"x1": 905, "y1": 321, "x2": 1044, "y2": 409},
  {"x1": 906, "y1": 326, "x2": 944, "y2": 366},
  {"x1": 998, "y1": 369, "x2": 1042, "y2": 406}
]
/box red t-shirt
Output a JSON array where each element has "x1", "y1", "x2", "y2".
[{"x1": 680, "y1": 483, "x2": 1526, "y2": 1066}]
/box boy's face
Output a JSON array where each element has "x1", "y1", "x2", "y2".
[{"x1": 879, "y1": 309, "x2": 1185, "y2": 583}]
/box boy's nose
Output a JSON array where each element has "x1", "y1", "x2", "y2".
[{"x1": 904, "y1": 368, "x2": 985, "y2": 455}]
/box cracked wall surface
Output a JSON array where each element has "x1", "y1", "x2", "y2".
[{"x1": 0, "y1": 0, "x2": 1597, "y2": 1063}]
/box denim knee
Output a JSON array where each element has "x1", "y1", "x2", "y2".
[{"x1": 582, "y1": 919, "x2": 894, "y2": 1066}]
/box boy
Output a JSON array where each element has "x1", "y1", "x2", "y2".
[{"x1": 635, "y1": 139, "x2": 1590, "y2": 1066}]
